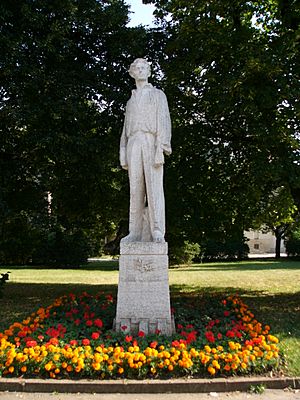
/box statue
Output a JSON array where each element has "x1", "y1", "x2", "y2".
[{"x1": 120, "y1": 58, "x2": 172, "y2": 243}]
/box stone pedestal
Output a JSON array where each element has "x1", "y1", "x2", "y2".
[{"x1": 115, "y1": 241, "x2": 174, "y2": 335}]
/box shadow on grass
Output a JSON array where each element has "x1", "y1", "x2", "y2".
[
  {"x1": 1, "y1": 282, "x2": 299, "y2": 341},
  {"x1": 0, "y1": 282, "x2": 118, "y2": 331},
  {"x1": 171, "y1": 259, "x2": 300, "y2": 272},
  {"x1": 170, "y1": 285, "x2": 300, "y2": 339},
  {"x1": 1, "y1": 260, "x2": 119, "y2": 272}
]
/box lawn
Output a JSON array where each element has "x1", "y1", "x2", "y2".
[{"x1": 0, "y1": 259, "x2": 299, "y2": 376}]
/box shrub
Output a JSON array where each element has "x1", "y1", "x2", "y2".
[
  {"x1": 32, "y1": 227, "x2": 90, "y2": 266},
  {"x1": 285, "y1": 228, "x2": 300, "y2": 257},
  {"x1": 169, "y1": 240, "x2": 201, "y2": 265},
  {"x1": 201, "y1": 237, "x2": 249, "y2": 261},
  {"x1": 0, "y1": 212, "x2": 41, "y2": 265}
]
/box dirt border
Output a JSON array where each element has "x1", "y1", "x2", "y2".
[{"x1": 0, "y1": 376, "x2": 299, "y2": 394}]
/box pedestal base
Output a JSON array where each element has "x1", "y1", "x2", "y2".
[{"x1": 115, "y1": 242, "x2": 174, "y2": 335}]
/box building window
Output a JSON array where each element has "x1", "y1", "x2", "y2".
[{"x1": 254, "y1": 244, "x2": 259, "y2": 250}]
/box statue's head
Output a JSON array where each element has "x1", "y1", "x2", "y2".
[{"x1": 129, "y1": 58, "x2": 151, "y2": 79}]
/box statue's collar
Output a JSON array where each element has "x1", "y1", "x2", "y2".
[{"x1": 132, "y1": 83, "x2": 153, "y2": 94}]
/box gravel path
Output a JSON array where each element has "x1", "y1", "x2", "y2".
[{"x1": 1, "y1": 390, "x2": 300, "y2": 400}]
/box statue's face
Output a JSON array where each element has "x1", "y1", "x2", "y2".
[{"x1": 131, "y1": 61, "x2": 150, "y2": 80}]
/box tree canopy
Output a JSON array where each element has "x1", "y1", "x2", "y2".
[
  {"x1": 144, "y1": 0, "x2": 300, "y2": 257},
  {"x1": 0, "y1": 0, "x2": 299, "y2": 263}
]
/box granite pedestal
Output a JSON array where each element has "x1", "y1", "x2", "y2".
[{"x1": 115, "y1": 241, "x2": 174, "y2": 336}]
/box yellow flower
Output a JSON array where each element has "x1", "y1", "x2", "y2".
[
  {"x1": 204, "y1": 345, "x2": 211, "y2": 353},
  {"x1": 208, "y1": 366, "x2": 216, "y2": 375},
  {"x1": 92, "y1": 362, "x2": 101, "y2": 371},
  {"x1": 45, "y1": 362, "x2": 53, "y2": 371},
  {"x1": 212, "y1": 360, "x2": 220, "y2": 369}
]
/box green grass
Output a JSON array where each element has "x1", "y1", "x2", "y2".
[{"x1": 1, "y1": 259, "x2": 299, "y2": 376}]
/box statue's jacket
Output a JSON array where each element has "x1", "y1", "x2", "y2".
[{"x1": 120, "y1": 83, "x2": 172, "y2": 167}]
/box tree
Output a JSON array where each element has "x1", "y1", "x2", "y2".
[
  {"x1": 143, "y1": 0, "x2": 300, "y2": 258},
  {"x1": 0, "y1": 0, "x2": 150, "y2": 263},
  {"x1": 252, "y1": 186, "x2": 298, "y2": 258}
]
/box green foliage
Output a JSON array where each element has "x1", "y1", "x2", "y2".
[
  {"x1": 252, "y1": 186, "x2": 298, "y2": 258},
  {"x1": 0, "y1": 212, "x2": 41, "y2": 264},
  {"x1": 32, "y1": 226, "x2": 91, "y2": 267},
  {"x1": 153, "y1": 0, "x2": 300, "y2": 252},
  {"x1": 169, "y1": 240, "x2": 201, "y2": 265},
  {"x1": 1, "y1": 0, "x2": 299, "y2": 264},
  {"x1": 0, "y1": 0, "x2": 151, "y2": 264},
  {"x1": 202, "y1": 236, "x2": 249, "y2": 261},
  {"x1": 285, "y1": 228, "x2": 300, "y2": 258},
  {"x1": 249, "y1": 384, "x2": 266, "y2": 394}
]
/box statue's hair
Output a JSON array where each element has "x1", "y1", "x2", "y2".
[{"x1": 129, "y1": 58, "x2": 151, "y2": 78}]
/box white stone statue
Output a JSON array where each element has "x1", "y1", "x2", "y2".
[{"x1": 120, "y1": 58, "x2": 172, "y2": 243}]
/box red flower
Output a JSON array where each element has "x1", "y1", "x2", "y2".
[
  {"x1": 125, "y1": 335, "x2": 132, "y2": 343},
  {"x1": 26, "y1": 340, "x2": 37, "y2": 347},
  {"x1": 150, "y1": 341, "x2": 158, "y2": 348},
  {"x1": 121, "y1": 325, "x2": 128, "y2": 331},
  {"x1": 46, "y1": 327, "x2": 59, "y2": 338},
  {"x1": 205, "y1": 331, "x2": 215, "y2": 343},
  {"x1": 82, "y1": 338, "x2": 90, "y2": 346},
  {"x1": 217, "y1": 333, "x2": 223, "y2": 340},
  {"x1": 94, "y1": 319, "x2": 103, "y2": 328},
  {"x1": 70, "y1": 340, "x2": 78, "y2": 346},
  {"x1": 86, "y1": 320, "x2": 93, "y2": 327},
  {"x1": 155, "y1": 329, "x2": 161, "y2": 335},
  {"x1": 177, "y1": 324, "x2": 183, "y2": 329},
  {"x1": 224, "y1": 311, "x2": 230, "y2": 317},
  {"x1": 74, "y1": 319, "x2": 81, "y2": 326},
  {"x1": 65, "y1": 311, "x2": 73, "y2": 318},
  {"x1": 138, "y1": 330, "x2": 145, "y2": 337},
  {"x1": 226, "y1": 330, "x2": 235, "y2": 338},
  {"x1": 186, "y1": 324, "x2": 194, "y2": 329},
  {"x1": 69, "y1": 293, "x2": 76, "y2": 301},
  {"x1": 91, "y1": 332, "x2": 100, "y2": 340},
  {"x1": 186, "y1": 330, "x2": 197, "y2": 343}
]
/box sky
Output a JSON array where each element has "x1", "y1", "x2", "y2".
[{"x1": 126, "y1": 0, "x2": 156, "y2": 27}]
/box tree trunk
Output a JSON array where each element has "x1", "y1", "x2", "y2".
[
  {"x1": 275, "y1": 234, "x2": 281, "y2": 259},
  {"x1": 274, "y1": 226, "x2": 284, "y2": 259}
]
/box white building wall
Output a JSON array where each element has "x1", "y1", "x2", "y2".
[{"x1": 244, "y1": 230, "x2": 286, "y2": 254}]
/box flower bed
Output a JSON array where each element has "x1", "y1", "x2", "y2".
[{"x1": 0, "y1": 292, "x2": 280, "y2": 379}]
